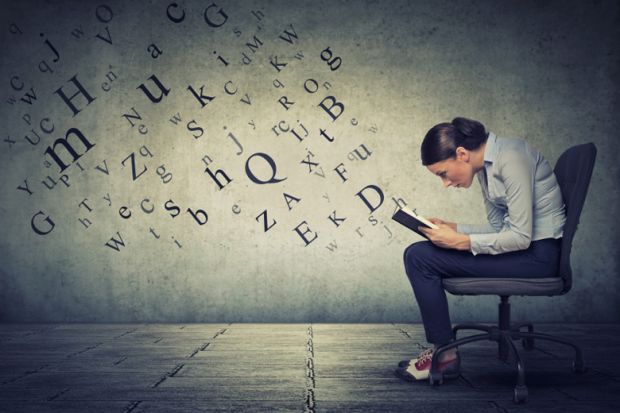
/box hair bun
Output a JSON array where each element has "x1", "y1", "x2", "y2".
[{"x1": 452, "y1": 117, "x2": 486, "y2": 140}]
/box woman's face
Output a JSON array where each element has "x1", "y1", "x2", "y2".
[{"x1": 426, "y1": 150, "x2": 475, "y2": 188}]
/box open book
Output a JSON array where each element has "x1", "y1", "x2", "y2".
[{"x1": 391, "y1": 207, "x2": 439, "y2": 240}]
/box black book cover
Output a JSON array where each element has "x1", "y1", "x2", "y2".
[{"x1": 391, "y1": 208, "x2": 438, "y2": 240}]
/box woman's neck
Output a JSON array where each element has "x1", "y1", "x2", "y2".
[{"x1": 471, "y1": 142, "x2": 487, "y2": 173}]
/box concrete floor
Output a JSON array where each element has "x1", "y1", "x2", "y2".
[{"x1": 1, "y1": 323, "x2": 619, "y2": 412}]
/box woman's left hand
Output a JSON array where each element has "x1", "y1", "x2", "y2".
[{"x1": 419, "y1": 224, "x2": 470, "y2": 251}]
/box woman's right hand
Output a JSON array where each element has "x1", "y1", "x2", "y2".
[{"x1": 428, "y1": 217, "x2": 457, "y2": 231}]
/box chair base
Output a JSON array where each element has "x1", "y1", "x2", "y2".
[{"x1": 429, "y1": 296, "x2": 586, "y2": 404}]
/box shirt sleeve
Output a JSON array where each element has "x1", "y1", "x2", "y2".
[{"x1": 468, "y1": 152, "x2": 535, "y2": 255}]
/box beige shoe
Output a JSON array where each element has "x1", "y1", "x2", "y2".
[
  {"x1": 395, "y1": 348, "x2": 461, "y2": 382},
  {"x1": 397, "y1": 347, "x2": 433, "y2": 368}
]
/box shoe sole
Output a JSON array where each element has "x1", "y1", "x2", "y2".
[
  {"x1": 394, "y1": 367, "x2": 418, "y2": 382},
  {"x1": 394, "y1": 367, "x2": 461, "y2": 382},
  {"x1": 398, "y1": 353, "x2": 460, "y2": 368}
]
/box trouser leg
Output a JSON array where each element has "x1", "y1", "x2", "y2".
[{"x1": 404, "y1": 242, "x2": 454, "y2": 345}]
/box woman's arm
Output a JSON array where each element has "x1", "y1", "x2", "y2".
[{"x1": 467, "y1": 151, "x2": 535, "y2": 255}]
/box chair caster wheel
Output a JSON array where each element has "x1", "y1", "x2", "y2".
[
  {"x1": 522, "y1": 338, "x2": 534, "y2": 351},
  {"x1": 429, "y1": 371, "x2": 443, "y2": 386},
  {"x1": 513, "y1": 385, "x2": 528, "y2": 404},
  {"x1": 573, "y1": 360, "x2": 587, "y2": 374}
]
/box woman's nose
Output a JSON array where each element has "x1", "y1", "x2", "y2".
[{"x1": 442, "y1": 178, "x2": 452, "y2": 188}]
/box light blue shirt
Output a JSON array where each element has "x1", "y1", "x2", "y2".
[{"x1": 457, "y1": 132, "x2": 566, "y2": 255}]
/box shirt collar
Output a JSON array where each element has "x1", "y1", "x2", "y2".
[{"x1": 484, "y1": 132, "x2": 497, "y2": 164}]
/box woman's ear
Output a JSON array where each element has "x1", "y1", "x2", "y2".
[{"x1": 455, "y1": 146, "x2": 470, "y2": 162}]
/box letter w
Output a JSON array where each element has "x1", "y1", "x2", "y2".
[
  {"x1": 169, "y1": 112, "x2": 182, "y2": 125},
  {"x1": 279, "y1": 24, "x2": 298, "y2": 44},
  {"x1": 21, "y1": 88, "x2": 37, "y2": 105},
  {"x1": 105, "y1": 232, "x2": 125, "y2": 251}
]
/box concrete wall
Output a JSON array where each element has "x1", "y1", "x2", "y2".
[{"x1": 1, "y1": 0, "x2": 618, "y2": 323}]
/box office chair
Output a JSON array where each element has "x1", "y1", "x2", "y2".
[{"x1": 429, "y1": 143, "x2": 597, "y2": 403}]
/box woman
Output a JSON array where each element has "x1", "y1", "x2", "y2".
[{"x1": 395, "y1": 117, "x2": 566, "y2": 381}]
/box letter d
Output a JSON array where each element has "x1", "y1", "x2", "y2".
[{"x1": 355, "y1": 184, "x2": 384, "y2": 213}]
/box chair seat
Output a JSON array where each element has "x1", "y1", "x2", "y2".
[{"x1": 442, "y1": 277, "x2": 565, "y2": 296}]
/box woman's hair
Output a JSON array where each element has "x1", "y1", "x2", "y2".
[{"x1": 421, "y1": 117, "x2": 488, "y2": 165}]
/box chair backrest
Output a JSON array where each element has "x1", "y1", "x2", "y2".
[{"x1": 553, "y1": 143, "x2": 597, "y2": 293}]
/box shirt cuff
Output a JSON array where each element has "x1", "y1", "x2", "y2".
[{"x1": 468, "y1": 233, "x2": 499, "y2": 256}]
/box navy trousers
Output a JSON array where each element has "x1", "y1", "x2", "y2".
[{"x1": 403, "y1": 238, "x2": 561, "y2": 346}]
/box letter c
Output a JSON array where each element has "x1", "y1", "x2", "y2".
[
  {"x1": 224, "y1": 80, "x2": 237, "y2": 95},
  {"x1": 140, "y1": 198, "x2": 155, "y2": 214},
  {"x1": 10, "y1": 76, "x2": 24, "y2": 91},
  {"x1": 166, "y1": 2, "x2": 185, "y2": 23}
]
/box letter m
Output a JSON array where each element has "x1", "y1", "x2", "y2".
[
  {"x1": 44, "y1": 127, "x2": 95, "y2": 172},
  {"x1": 246, "y1": 35, "x2": 263, "y2": 53}
]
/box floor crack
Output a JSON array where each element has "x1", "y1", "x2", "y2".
[
  {"x1": 0, "y1": 364, "x2": 48, "y2": 386},
  {"x1": 46, "y1": 387, "x2": 70, "y2": 401},
  {"x1": 123, "y1": 401, "x2": 142, "y2": 413},
  {"x1": 490, "y1": 401, "x2": 508, "y2": 413},
  {"x1": 305, "y1": 324, "x2": 316, "y2": 413},
  {"x1": 114, "y1": 328, "x2": 137, "y2": 339},
  {"x1": 66, "y1": 342, "x2": 102, "y2": 358}
]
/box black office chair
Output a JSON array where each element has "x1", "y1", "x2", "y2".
[{"x1": 429, "y1": 143, "x2": 597, "y2": 403}]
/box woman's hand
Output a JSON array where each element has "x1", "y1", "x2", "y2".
[
  {"x1": 419, "y1": 224, "x2": 470, "y2": 251},
  {"x1": 428, "y1": 217, "x2": 457, "y2": 231}
]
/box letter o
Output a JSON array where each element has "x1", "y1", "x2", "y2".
[
  {"x1": 304, "y1": 78, "x2": 319, "y2": 94},
  {"x1": 95, "y1": 4, "x2": 114, "y2": 23}
]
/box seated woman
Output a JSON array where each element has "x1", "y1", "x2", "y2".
[{"x1": 396, "y1": 117, "x2": 566, "y2": 381}]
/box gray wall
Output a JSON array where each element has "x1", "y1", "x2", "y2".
[{"x1": 1, "y1": 0, "x2": 618, "y2": 323}]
